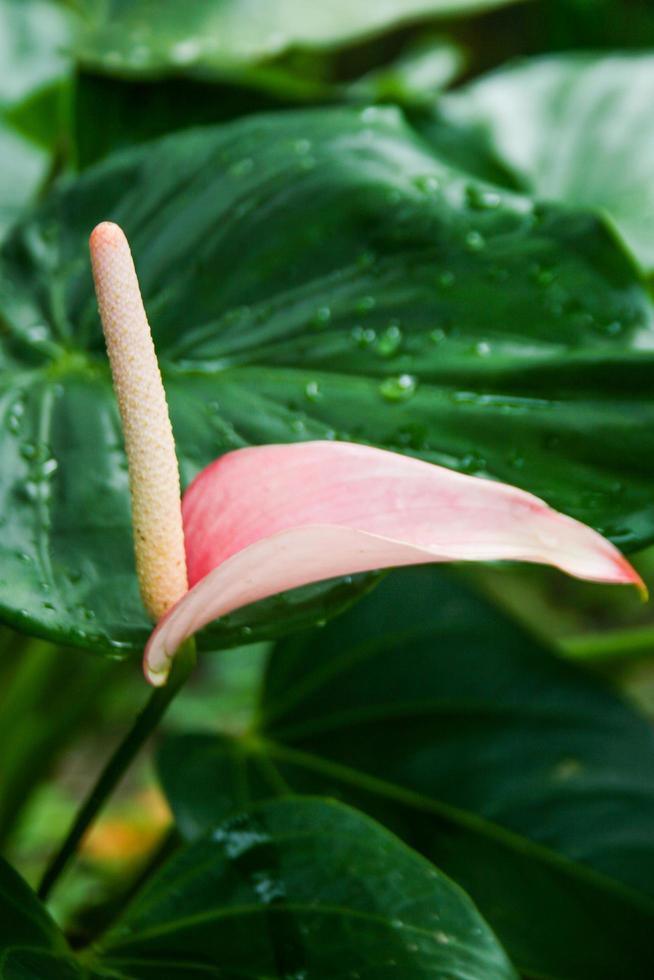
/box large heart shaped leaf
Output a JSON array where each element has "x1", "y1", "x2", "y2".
[
  {"x1": 1, "y1": 106, "x2": 653, "y2": 653},
  {"x1": 159, "y1": 567, "x2": 654, "y2": 979},
  {"x1": 75, "y1": 0, "x2": 521, "y2": 78},
  {"x1": 0, "y1": 799, "x2": 518, "y2": 979},
  {"x1": 423, "y1": 53, "x2": 654, "y2": 271}
]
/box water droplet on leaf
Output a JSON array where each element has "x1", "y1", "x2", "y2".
[
  {"x1": 465, "y1": 229, "x2": 485, "y2": 252},
  {"x1": 311, "y1": 306, "x2": 331, "y2": 328},
  {"x1": 379, "y1": 374, "x2": 417, "y2": 402},
  {"x1": 305, "y1": 381, "x2": 322, "y2": 402},
  {"x1": 375, "y1": 323, "x2": 402, "y2": 357},
  {"x1": 466, "y1": 185, "x2": 501, "y2": 210}
]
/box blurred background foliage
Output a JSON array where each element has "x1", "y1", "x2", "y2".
[{"x1": 2, "y1": 0, "x2": 654, "y2": 945}]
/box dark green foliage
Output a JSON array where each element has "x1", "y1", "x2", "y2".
[
  {"x1": 0, "y1": 799, "x2": 518, "y2": 979},
  {"x1": 160, "y1": 567, "x2": 654, "y2": 978}
]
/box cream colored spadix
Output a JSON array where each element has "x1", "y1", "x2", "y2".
[{"x1": 90, "y1": 222, "x2": 188, "y2": 630}]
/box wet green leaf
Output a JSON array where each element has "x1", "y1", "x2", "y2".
[
  {"x1": 76, "y1": 0, "x2": 521, "y2": 78},
  {"x1": 0, "y1": 799, "x2": 518, "y2": 979},
  {"x1": 1, "y1": 107, "x2": 652, "y2": 652},
  {"x1": 159, "y1": 567, "x2": 654, "y2": 979},
  {"x1": 424, "y1": 53, "x2": 654, "y2": 271}
]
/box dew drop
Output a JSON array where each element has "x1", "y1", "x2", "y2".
[
  {"x1": 375, "y1": 322, "x2": 402, "y2": 357},
  {"x1": 465, "y1": 229, "x2": 486, "y2": 252},
  {"x1": 310, "y1": 306, "x2": 331, "y2": 330},
  {"x1": 351, "y1": 325, "x2": 376, "y2": 349},
  {"x1": 7, "y1": 400, "x2": 25, "y2": 434},
  {"x1": 413, "y1": 174, "x2": 440, "y2": 195},
  {"x1": 379, "y1": 374, "x2": 417, "y2": 402},
  {"x1": 21, "y1": 480, "x2": 39, "y2": 502},
  {"x1": 305, "y1": 381, "x2": 322, "y2": 402},
  {"x1": 460, "y1": 451, "x2": 486, "y2": 473},
  {"x1": 170, "y1": 38, "x2": 202, "y2": 64},
  {"x1": 355, "y1": 295, "x2": 376, "y2": 315},
  {"x1": 466, "y1": 185, "x2": 501, "y2": 210},
  {"x1": 20, "y1": 442, "x2": 37, "y2": 461}
]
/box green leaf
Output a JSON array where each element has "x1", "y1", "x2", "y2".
[
  {"x1": 345, "y1": 36, "x2": 465, "y2": 107},
  {"x1": 424, "y1": 53, "x2": 654, "y2": 272},
  {"x1": 0, "y1": 0, "x2": 70, "y2": 107},
  {"x1": 0, "y1": 800, "x2": 518, "y2": 979},
  {"x1": 0, "y1": 128, "x2": 50, "y2": 243},
  {"x1": 75, "y1": 0, "x2": 522, "y2": 78},
  {"x1": 74, "y1": 36, "x2": 465, "y2": 170},
  {"x1": 0, "y1": 0, "x2": 73, "y2": 239},
  {"x1": 1, "y1": 106, "x2": 653, "y2": 652},
  {"x1": 0, "y1": 857, "x2": 62, "y2": 952},
  {"x1": 0, "y1": 858, "x2": 81, "y2": 979},
  {"x1": 159, "y1": 567, "x2": 654, "y2": 979}
]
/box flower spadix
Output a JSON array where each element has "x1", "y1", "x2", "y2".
[
  {"x1": 90, "y1": 222, "x2": 643, "y2": 687},
  {"x1": 90, "y1": 222, "x2": 188, "y2": 627}
]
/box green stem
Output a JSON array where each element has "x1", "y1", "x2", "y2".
[
  {"x1": 37, "y1": 639, "x2": 196, "y2": 902},
  {"x1": 561, "y1": 625, "x2": 654, "y2": 663}
]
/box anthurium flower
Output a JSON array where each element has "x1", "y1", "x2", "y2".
[{"x1": 90, "y1": 222, "x2": 643, "y2": 687}]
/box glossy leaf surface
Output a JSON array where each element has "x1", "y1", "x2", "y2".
[
  {"x1": 427, "y1": 53, "x2": 654, "y2": 271},
  {"x1": 0, "y1": 858, "x2": 82, "y2": 979},
  {"x1": 1, "y1": 107, "x2": 653, "y2": 652},
  {"x1": 0, "y1": 800, "x2": 518, "y2": 979},
  {"x1": 159, "y1": 567, "x2": 654, "y2": 979},
  {"x1": 76, "y1": 0, "x2": 521, "y2": 77}
]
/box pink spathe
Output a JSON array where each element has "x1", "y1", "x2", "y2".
[{"x1": 144, "y1": 440, "x2": 642, "y2": 684}]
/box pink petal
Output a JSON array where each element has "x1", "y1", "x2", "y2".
[{"x1": 144, "y1": 441, "x2": 642, "y2": 684}]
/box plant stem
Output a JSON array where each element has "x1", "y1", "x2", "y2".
[
  {"x1": 37, "y1": 639, "x2": 196, "y2": 902},
  {"x1": 561, "y1": 624, "x2": 654, "y2": 663}
]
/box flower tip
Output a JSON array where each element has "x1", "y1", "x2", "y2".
[
  {"x1": 616, "y1": 554, "x2": 647, "y2": 600},
  {"x1": 89, "y1": 221, "x2": 127, "y2": 252},
  {"x1": 144, "y1": 664, "x2": 170, "y2": 688}
]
